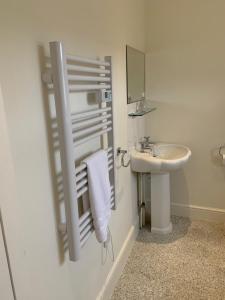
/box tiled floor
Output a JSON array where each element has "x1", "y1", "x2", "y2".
[{"x1": 111, "y1": 216, "x2": 225, "y2": 300}]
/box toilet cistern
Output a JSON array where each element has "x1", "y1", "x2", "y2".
[{"x1": 131, "y1": 143, "x2": 191, "y2": 234}]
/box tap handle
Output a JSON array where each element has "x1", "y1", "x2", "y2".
[
  {"x1": 143, "y1": 136, "x2": 151, "y2": 142},
  {"x1": 117, "y1": 147, "x2": 127, "y2": 155}
]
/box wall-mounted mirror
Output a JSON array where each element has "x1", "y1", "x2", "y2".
[{"x1": 126, "y1": 45, "x2": 145, "y2": 104}]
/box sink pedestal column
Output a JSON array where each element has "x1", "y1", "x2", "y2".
[{"x1": 151, "y1": 173, "x2": 172, "y2": 234}]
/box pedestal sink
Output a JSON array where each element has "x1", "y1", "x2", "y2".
[{"x1": 131, "y1": 143, "x2": 191, "y2": 234}]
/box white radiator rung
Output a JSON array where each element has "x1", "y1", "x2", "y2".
[
  {"x1": 108, "y1": 147, "x2": 113, "y2": 153},
  {"x1": 76, "y1": 178, "x2": 88, "y2": 191},
  {"x1": 79, "y1": 184, "x2": 113, "y2": 228},
  {"x1": 67, "y1": 64, "x2": 110, "y2": 74},
  {"x1": 75, "y1": 164, "x2": 86, "y2": 175},
  {"x1": 75, "y1": 147, "x2": 112, "y2": 176},
  {"x1": 60, "y1": 189, "x2": 115, "y2": 247},
  {"x1": 108, "y1": 159, "x2": 113, "y2": 165},
  {"x1": 77, "y1": 183, "x2": 114, "y2": 199},
  {"x1": 72, "y1": 114, "x2": 112, "y2": 129},
  {"x1": 109, "y1": 164, "x2": 113, "y2": 171},
  {"x1": 76, "y1": 160, "x2": 114, "y2": 189},
  {"x1": 80, "y1": 222, "x2": 93, "y2": 240},
  {"x1": 73, "y1": 120, "x2": 112, "y2": 138},
  {"x1": 80, "y1": 197, "x2": 115, "y2": 242},
  {"x1": 111, "y1": 200, "x2": 114, "y2": 209},
  {"x1": 68, "y1": 75, "x2": 110, "y2": 82},
  {"x1": 67, "y1": 55, "x2": 110, "y2": 67},
  {"x1": 108, "y1": 152, "x2": 113, "y2": 159},
  {"x1": 73, "y1": 127, "x2": 112, "y2": 147},
  {"x1": 69, "y1": 84, "x2": 111, "y2": 92},
  {"x1": 76, "y1": 171, "x2": 87, "y2": 182},
  {"x1": 77, "y1": 186, "x2": 88, "y2": 198},
  {"x1": 79, "y1": 209, "x2": 91, "y2": 225},
  {"x1": 71, "y1": 107, "x2": 111, "y2": 121},
  {"x1": 80, "y1": 230, "x2": 93, "y2": 248},
  {"x1": 80, "y1": 216, "x2": 92, "y2": 233}
]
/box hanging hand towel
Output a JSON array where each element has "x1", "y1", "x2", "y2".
[{"x1": 83, "y1": 150, "x2": 111, "y2": 243}]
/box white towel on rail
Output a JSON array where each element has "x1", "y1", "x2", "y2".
[{"x1": 83, "y1": 150, "x2": 111, "y2": 243}]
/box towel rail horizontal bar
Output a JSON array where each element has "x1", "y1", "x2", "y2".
[
  {"x1": 72, "y1": 114, "x2": 112, "y2": 129},
  {"x1": 73, "y1": 120, "x2": 112, "y2": 138},
  {"x1": 75, "y1": 164, "x2": 86, "y2": 175},
  {"x1": 80, "y1": 217, "x2": 92, "y2": 233},
  {"x1": 80, "y1": 222, "x2": 93, "y2": 240},
  {"x1": 108, "y1": 159, "x2": 113, "y2": 165},
  {"x1": 75, "y1": 147, "x2": 112, "y2": 174},
  {"x1": 109, "y1": 164, "x2": 113, "y2": 171},
  {"x1": 76, "y1": 178, "x2": 88, "y2": 191},
  {"x1": 77, "y1": 163, "x2": 113, "y2": 182},
  {"x1": 75, "y1": 171, "x2": 87, "y2": 183},
  {"x1": 71, "y1": 107, "x2": 111, "y2": 121},
  {"x1": 106, "y1": 147, "x2": 113, "y2": 157},
  {"x1": 73, "y1": 127, "x2": 112, "y2": 147},
  {"x1": 77, "y1": 183, "x2": 114, "y2": 199},
  {"x1": 72, "y1": 113, "x2": 111, "y2": 125},
  {"x1": 108, "y1": 152, "x2": 113, "y2": 159},
  {"x1": 68, "y1": 75, "x2": 110, "y2": 82},
  {"x1": 79, "y1": 209, "x2": 91, "y2": 226},
  {"x1": 50, "y1": 107, "x2": 111, "y2": 126},
  {"x1": 66, "y1": 55, "x2": 110, "y2": 67},
  {"x1": 107, "y1": 146, "x2": 113, "y2": 153},
  {"x1": 77, "y1": 183, "x2": 114, "y2": 200},
  {"x1": 80, "y1": 197, "x2": 115, "y2": 241},
  {"x1": 76, "y1": 161, "x2": 114, "y2": 193},
  {"x1": 67, "y1": 64, "x2": 110, "y2": 74},
  {"x1": 77, "y1": 186, "x2": 88, "y2": 198},
  {"x1": 69, "y1": 84, "x2": 110, "y2": 92},
  {"x1": 79, "y1": 186, "x2": 114, "y2": 226},
  {"x1": 80, "y1": 230, "x2": 93, "y2": 248},
  {"x1": 59, "y1": 195, "x2": 114, "y2": 238}
]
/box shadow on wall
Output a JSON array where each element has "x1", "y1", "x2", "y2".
[
  {"x1": 38, "y1": 45, "x2": 67, "y2": 264},
  {"x1": 170, "y1": 169, "x2": 190, "y2": 207},
  {"x1": 136, "y1": 216, "x2": 191, "y2": 244}
]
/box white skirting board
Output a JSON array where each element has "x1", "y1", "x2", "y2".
[
  {"x1": 171, "y1": 202, "x2": 225, "y2": 223},
  {"x1": 96, "y1": 220, "x2": 139, "y2": 300}
]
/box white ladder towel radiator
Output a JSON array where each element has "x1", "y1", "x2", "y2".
[{"x1": 43, "y1": 41, "x2": 116, "y2": 261}]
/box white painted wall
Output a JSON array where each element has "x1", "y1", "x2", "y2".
[
  {"x1": 0, "y1": 1, "x2": 146, "y2": 299},
  {"x1": 0, "y1": 222, "x2": 14, "y2": 300},
  {"x1": 0, "y1": 86, "x2": 14, "y2": 300},
  {"x1": 145, "y1": 0, "x2": 225, "y2": 215}
]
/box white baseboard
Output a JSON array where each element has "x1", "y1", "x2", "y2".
[
  {"x1": 96, "y1": 220, "x2": 139, "y2": 300},
  {"x1": 171, "y1": 202, "x2": 225, "y2": 223}
]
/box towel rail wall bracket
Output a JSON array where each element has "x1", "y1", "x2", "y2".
[{"x1": 42, "y1": 70, "x2": 53, "y2": 84}]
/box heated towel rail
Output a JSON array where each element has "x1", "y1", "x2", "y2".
[{"x1": 43, "y1": 41, "x2": 116, "y2": 261}]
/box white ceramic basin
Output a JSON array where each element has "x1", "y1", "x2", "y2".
[{"x1": 131, "y1": 143, "x2": 191, "y2": 173}]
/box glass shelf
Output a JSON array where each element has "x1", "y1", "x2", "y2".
[{"x1": 128, "y1": 107, "x2": 156, "y2": 117}]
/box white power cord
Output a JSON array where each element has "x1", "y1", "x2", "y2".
[{"x1": 102, "y1": 227, "x2": 115, "y2": 264}]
